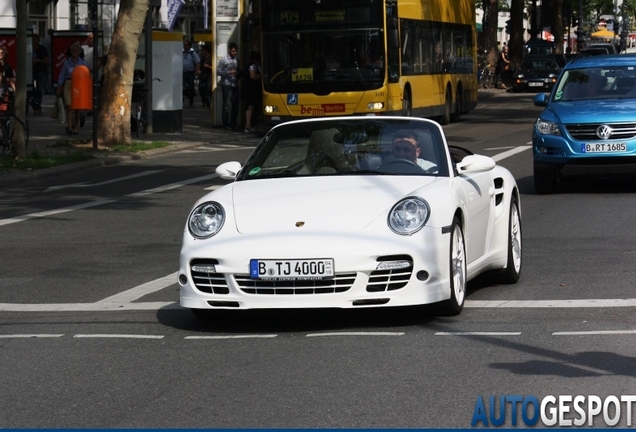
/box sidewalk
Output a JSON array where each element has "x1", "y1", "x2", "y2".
[{"x1": 0, "y1": 93, "x2": 262, "y2": 187}]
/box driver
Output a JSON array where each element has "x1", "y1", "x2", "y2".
[{"x1": 391, "y1": 129, "x2": 436, "y2": 171}]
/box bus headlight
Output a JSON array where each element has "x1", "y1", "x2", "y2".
[
  {"x1": 367, "y1": 102, "x2": 384, "y2": 110},
  {"x1": 264, "y1": 105, "x2": 279, "y2": 113}
]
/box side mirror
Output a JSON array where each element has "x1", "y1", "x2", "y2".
[
  {"x1": 456, "y1": 155, "x2": 496, "y2": 174},
  {"x1": 533, "y1": 93, "x2": 549, "y2": 107},
  {"x1": 216, "y1": 161, "x2": 242, "y2": 180}
]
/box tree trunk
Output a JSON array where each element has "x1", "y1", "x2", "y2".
[
  {"x1": 97, "y1": 0, "x2": 149, "y2": 147},
  {"x1": 509, "y1": 0, "x2": 525, "y2": 68},
  {"x1": 13, "y1": 0, "x2": 27, "y2": 158},
  {"x1": 483, "y1": 0, "x2": 500, "y2": 67},
  {"x1": 552, "y1": 0, "x2": 565, "y2": 54}
]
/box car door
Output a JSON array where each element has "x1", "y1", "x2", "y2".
[{"x1": 453, "y1": 171, "x2": 494, "y2": 263}]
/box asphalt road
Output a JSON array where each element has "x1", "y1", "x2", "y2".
[{"x1": 1, "y1": 92, "x2": 635, "y2": 428}]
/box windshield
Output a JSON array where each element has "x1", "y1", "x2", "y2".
[
  {"x1": 521, "y1": 59, "x2": 559, "y2": 71},
  {"x1": 553, "y1": 67, "x2": 636, "y2": 101},
  {"x1": 237, "y1": 119, "x2": 450, "y2": 180},
  {"x1": 262, "y1": 29, "x2": 385, "y2": 94}
]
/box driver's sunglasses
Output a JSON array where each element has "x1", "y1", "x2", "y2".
[{"x1": 393, "y1": 143, "x2": 416, "y2": 154}]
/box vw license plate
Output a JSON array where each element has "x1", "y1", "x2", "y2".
[
  {"x1": 250, "y1": 259, "x2": 334, "y2": 280},
  {"x1": 528, "y1": 82, "x2": 543, "y2": 87},
  {"x1": 582, "y1": 143, "x2": 627, "y2": 153}
]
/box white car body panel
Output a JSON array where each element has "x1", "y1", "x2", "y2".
[{"x1": 179, "y1": 117, "x2": 520, "y2": 311}]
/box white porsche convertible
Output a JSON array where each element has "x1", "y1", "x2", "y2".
[{"x1": 179, "y1": 117, "x2": 521, "y2": 318}]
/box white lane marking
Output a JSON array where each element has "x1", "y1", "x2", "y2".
[
  {"x1": 484, "y1": 146, "x2": 516, "y2": 151},
  {"x1": 435, "y1": 332, "x2": 521, "y2": 336},
  {"x1": 0, "y1": 334, "x2": 64, "y2": 338},
  {"x1": 491, "y1": 145, "x2": 532, "y2": 162},
  {"x1": 0, "y1": 302, "x2": 178, "y2": 312},
  {"x1": 553, "y1": 330, "x2": 636, "y2": 336},
  {"x1": 180, "y1": 144, "x2": 254, "y2": 153},
  {"x1": 204, "y1": 185, "x2": 224, "y2": 191},
  {"x1": 127, "y1": 173, "x2": 218, "y2": 197},
  {"x1": 1, "y1": 174, "x2": 218, "y2": 227},
  {"x1": 0, "y1": 199, "x2": 117, "y2": 227},
  {"x1": 306, "y1": 332, "x2": 405, "y2": 337},
  {"x1": 73, "y1": 334, "x2": 164, "y2": 339},
  {"x1": 185, "y1": 335, "x2": 278, "y2": 339},
  {"x1": 466, "y1": 299, "x2": 636, "y2": 308},
  {"x1": 95, "y1": 272, "x2": 178, "y2": 306},
  {"x1": 44, "y1": 170, "x2": 164, "y2": 193}
]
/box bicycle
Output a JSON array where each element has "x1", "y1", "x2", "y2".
[
  {"x1": 132, "y1": 76, "x2": 161, "y2": 138},
  {"x1": 0, "y1": 90, "x2": 30, "y2": 156},
  {"x1": 478, "y1": 63, "x2": 495, "y2": 89}
]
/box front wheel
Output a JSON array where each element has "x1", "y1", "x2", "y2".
[
  {"x1": 498, "y1": 195, "x2": 522, "y2": 284},
  {"x1": 441, "y1": 217, "x2": 467, "y2": 315},
  {"x1": 402, "y1": 90, "x2": 412, "y2": 117}
]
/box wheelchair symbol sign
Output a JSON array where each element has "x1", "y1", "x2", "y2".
[{"x1": 287, "y1": 94, "x2": 298, "y2": 105}]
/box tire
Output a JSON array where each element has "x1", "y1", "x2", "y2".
[
  {"x1": 534, "y1": 165, "x2": 558, "y2": 194},
  {"x1": 441, "y1": 217, "x2": 467, "y2": 316},
  {"x1": 451, "y1": 87, "x2": 462, "y2": 123},
  {"x1": 402, "y1": 89, "x2": 412, "y2": 117},
  {"x1": 440, "y1": 87, "x2": 452, "y2": 125},
  {"x1": 498, "y1": 195, "x2": 522, "y2": 284},
  {"x1": 135, "y1": 104, "x2": 143, "y2": 138},
  {"x1": 0, "y1": 121, "x2": 9, "y2": 155}
]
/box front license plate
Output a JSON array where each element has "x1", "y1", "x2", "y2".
[
  {"x1": 250, "y1": 259, "x2": 335, "y2": 280},
  {"x1": 582, "y1": 142, "x2": 627, "y2": 153},
  {"x1": 528, "y1": 82, "x2": 543, "y2": 87}
]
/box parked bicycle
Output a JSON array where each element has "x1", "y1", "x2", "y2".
[
  {"x1": 478, "y1": 63, "x2": 496, "y2": 89},
  {"x1": 0, "y1": 88, "x2": 30, "y2": 156},
  {"x1": 132, "y1": 74, "x2": 162, "y2": 138}
]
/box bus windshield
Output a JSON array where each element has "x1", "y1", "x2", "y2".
[
  {"x1": 263, "y1": 30, "x2": 385, "y2": 93},
  {"x1": 261, "y1": 0, "x2": 386, "y2": 94}
]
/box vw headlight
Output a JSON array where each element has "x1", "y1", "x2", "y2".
[
  {"x1": 535, "y1": 119, "x2": 561, "y2": 136},
  {"x1": 188, "y1": 201, "x2": 225, "y2": 239},
  {"x1": 388, "y1": 197, "x2": 430, "y2": 235}
]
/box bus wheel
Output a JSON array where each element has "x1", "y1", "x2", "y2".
[
  {"x1": 402, "y1": 90, "x2": 412, "y2": 117},
  {"x1": 451, "y1": 88, "x2": 462, "y2": 122},
  {"x1": 440, "y1": 87, "x2": 452, "y2": 125}
]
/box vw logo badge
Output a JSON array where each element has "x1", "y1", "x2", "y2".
[{"x1": 596, "y1": 124, "x2": 613, "y2": 140}]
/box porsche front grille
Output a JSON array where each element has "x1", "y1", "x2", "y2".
[
  {"x1": 566, "y1": 123, "x2": 636, "y2": 141},
  {"x1": 235, "y1": 273, "x2": 356, "y2": 295},
  {"x1": 190, "y1": 259, "x2": 229, "y2": 294}
]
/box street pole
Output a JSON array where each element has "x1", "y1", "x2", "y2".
[
  {"x1": 92, "y1": 0, "x2": 99, "y2": 149},
  {"x1": 144, "y1": 6, "x2": 153, "y2": 134}
]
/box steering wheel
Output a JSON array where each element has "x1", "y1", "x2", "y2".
[{"x1": 378, "y1": 158, "x2": 423, "y2": 174}]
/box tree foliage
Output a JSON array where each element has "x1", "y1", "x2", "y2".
[{"x1": 97, "y1": 0, "x2": 149, "y2": 147}]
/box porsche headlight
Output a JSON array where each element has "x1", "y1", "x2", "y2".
[
  {"x1": 388, "y1": 197, "x2": 430, "y2": 235},
  {"x1": 535, "y1": 119, "x2": 561, "y2": 136},
  {"x1": 188, "y1": 201, "x2": 225, "y2": 239}
]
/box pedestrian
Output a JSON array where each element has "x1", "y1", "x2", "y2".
[
  {"x1": 198, "y1": 45, "x2": 212, "y2": 109},
  {"x1": 496, "y1": 46, "x2": 510, "y2": 89},
  {"x1": 0, "y1": 46, "x2": 15, "y2": 92},
  {"x1": 182, "y1": 40, "x2": 200, "y2": 108},
  {"x1": 31, "y1": 33, "x2": 49, "y2": 115},
  {"x1": 81, "y1": 33, "x2": 101, "y2": 119},
  {"x1": 216, "y1": 42, "x2": 240, "y2": 130},
  {"x1": 57, "y1": 42, "x2": 87, "y2": 135},
  {"x1": 242, "y1": 51, "x2": 262, "y2": 133}
]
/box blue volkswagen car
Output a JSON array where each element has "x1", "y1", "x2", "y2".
[{"x1": 532, "y1": 55, "x2": 636, "y2": 193}]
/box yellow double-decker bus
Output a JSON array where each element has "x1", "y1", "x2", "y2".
[{"x1": 260, "y1": 0, "x2": 478, "y2": 126}]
